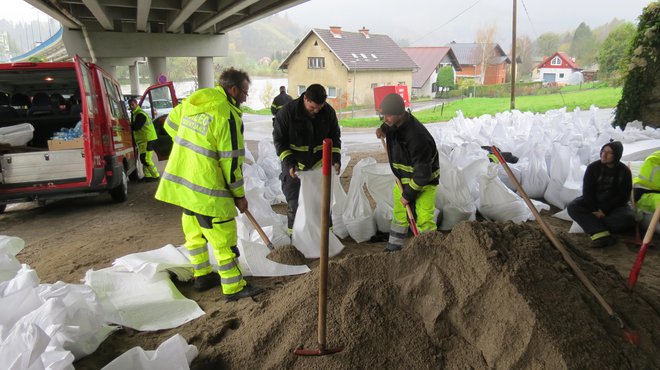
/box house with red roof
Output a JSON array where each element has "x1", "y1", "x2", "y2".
[
  {"x1": 402, "y1": 47, "x2": 461, "y2": 98},
  {"x1": 446, "y1": 42, "x2": 511, "y2": 85},
  {"x1": 534, "y1": 52, "x2": 583, "y2": 84}
]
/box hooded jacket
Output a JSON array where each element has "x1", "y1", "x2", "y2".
[
  {"x1": 155, "y1": 86, "x2": 245, "y2": 218},
  {"x1": 272, "y1": 94, "x2": 341, "y2": 171},
  {"x1": 581, "y1": 141, "x2": 631, "y2": 213},
  {"x1": 381, "y1": 112, "x2": 439, "y2": 202}
]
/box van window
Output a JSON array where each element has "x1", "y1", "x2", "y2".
[
  {"x1": 102, "y1": 76, "x2": 126, "y2": 120},
  {"x1": 79, "y1": 62, "x2": 98, "y2": 117}
]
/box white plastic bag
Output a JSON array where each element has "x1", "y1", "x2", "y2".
[
  {"x1": 341, "y1": 158, "x2": 377, "y2": 242},
  {"x1": 292, "y1": 169, "x2": 345, "y2": 258}
]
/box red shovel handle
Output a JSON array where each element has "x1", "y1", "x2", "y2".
[{"x1": 627, "y1": 201, "x2": 660, "y2": 288}]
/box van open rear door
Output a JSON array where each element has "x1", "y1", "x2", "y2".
[{"x1": 139, "y1": 82, "x2": 177, "y2": 160}]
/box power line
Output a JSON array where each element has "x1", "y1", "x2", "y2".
[
  {"x1": 520, "y1": 0, "x2": 539, "y2": 39},
  {"x1": 411, "y1": 0, "x2": 486, "y2": 45}
]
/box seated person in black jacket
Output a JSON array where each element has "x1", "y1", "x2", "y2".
[{"x1": 567, "y1": 140, "x2": 635, "y2": 248}]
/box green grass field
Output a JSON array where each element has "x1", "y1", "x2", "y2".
[{"x1": 339, "y1": 87, "x2": 622, "y2": 128}]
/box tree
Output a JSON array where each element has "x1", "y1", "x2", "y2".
[
  {"x1": 260, "y1": 81, "x2": 276, "y2": 109},
  {"x1": 597, "y1": 22, "x2": 636, "y2": 77},
  {"x1": 614, "y1": 2, "x2": 660, "y2": 128},
  {"x1": 534, "y1": 32, "x2": 561, "y2": 58},
  {"x1": 435, "y1": 65, "x2": 454, "y2": 97},
  {"x1": 515, "y1": 35, "x2": 535, "y2": 80},
  {"x1": 476, "y1": 23, "x2": 497, "y2": 84},
  {"x1": 570, "y1": 22, "x2": 598, "y2": 66}
]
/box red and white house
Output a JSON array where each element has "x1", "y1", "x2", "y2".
[{"x1": 534, "y1": 51, "x2": 583, "y2": 84}]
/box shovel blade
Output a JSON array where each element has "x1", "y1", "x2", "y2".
[{"x1": 627, "y1": 242, "x2": 650, "y2": 289}]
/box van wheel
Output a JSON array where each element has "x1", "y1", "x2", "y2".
[
  {"x1": 0, "y1": 203, "x2": 5, "y2": 214},
  {"x1": 110, "y1": 168, "x2": 128, "y2": 202},
  {"x1": 128, "y1": 168, "x2": 140, "y2": 182}
]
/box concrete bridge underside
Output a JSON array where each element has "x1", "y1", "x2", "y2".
[{"x1": 24, "y1": 0, "x2": 308, "y2": 93}]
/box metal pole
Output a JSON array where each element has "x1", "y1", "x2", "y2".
[{"x1": 510, "y1": 0, "x2": 517, "y2": 110}]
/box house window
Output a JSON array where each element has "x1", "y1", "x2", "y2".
[
  {"x1": 398, "y1": 81, "x2": 405, "y2": 86},
  {"x1": 327, "y1": 86, "x2": 337, "y2": 98},
  {"x1": 559, "y1": 73, "x2": 565, "y2": 78},
  {"x1": 308, "y1": 57, "x2": 325, "y2": 69},
  {"x1": 431, "y1": 83, "x2": 437, "y2": 93},
  {"x1": 370, "y1": 83, "x2": 378, "y2": 89},
  {"x1": 551, "y1": 56, "x2": 562, "y2": 66},
  {"x1": 298, "y1": 85, "x2": 306, "y2": 95}
]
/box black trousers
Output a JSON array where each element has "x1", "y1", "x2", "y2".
[
  {"x1": 567, "y1": 196, "x2": 635, "y2": 236},
  {"x1": 280, "y1": 164, "x2": 301, "y2": 229}
]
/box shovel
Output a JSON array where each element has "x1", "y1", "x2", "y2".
[
  {"x1": 380, "y1": 137, "x2": 420, "y2": 236},
  {"x1": 294, "y1": 138, "x2": 342, "y2": 356},
  {"x1": 627, "y1": 202, "x2": 660, "y2": 289},
  {"x1": 491, "y1": 145, "x2": 639, "y2": 346},
  {"x1": 244, "y1": 209, "x2": 274, "y2": 251}
]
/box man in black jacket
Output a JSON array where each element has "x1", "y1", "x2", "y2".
[
  {"x1": 567, "y1": 140, "x2": 635, "y2": 248},
  {"x1": 272, "y1": 84, "x2": 341, "y2": 231},
  {"x1": 375, "y1": 93, "x2": 439, "y2": 252},
  {"x1": 270, "y1": 86, "x2": 293, "y2": 116}
]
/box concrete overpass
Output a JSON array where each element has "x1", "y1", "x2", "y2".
[{"x1": 23, "y1": 0, "x2": 308, "y2": 93}]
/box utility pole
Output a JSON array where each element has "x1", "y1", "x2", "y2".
[{"x1": 510, "y1": 0, "x2": 517, "y2": 110}]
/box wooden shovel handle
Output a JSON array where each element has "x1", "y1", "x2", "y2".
[{"x1": 244, "y1": 209, "x2": 274, "y2": 251}]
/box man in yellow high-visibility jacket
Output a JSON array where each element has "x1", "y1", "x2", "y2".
[
  {"x1": 155, "y1": 68, "x2": 263, "y2": 302},
  {"x1": 634, "y1": 150, "x2": 660, "y2": 214},
  {"x1": 129, "y1": 98, "x2": 160, "y2": 181}
]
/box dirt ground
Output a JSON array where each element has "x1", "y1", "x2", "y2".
[{"x1": 2, "y1": 145, "x2": 659, "y2": 369}]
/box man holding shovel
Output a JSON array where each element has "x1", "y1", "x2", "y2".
[
  {"x1": 155, "y1": 68, "x2": 264, "y2": 302},
  {"x1": 567, "y1": 140, "x2": 635, "y2": 248},
  {"x1": 272, "y1": 84, "x2": 342, "y2": 233},
  {"x1": 375, "y1": 93, "x2": 439, "y2": 252}
]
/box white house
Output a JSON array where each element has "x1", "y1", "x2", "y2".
[{"x1": 535, "y1": 51, "x2": 583, "y2": 84}]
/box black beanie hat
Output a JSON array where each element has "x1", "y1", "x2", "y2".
[
  {"x1": 602, "y1": 140, "x2": 623, "y2": 162},
  {"x1": 380, "y1": 93, "x2": 405, "y2": 115}
]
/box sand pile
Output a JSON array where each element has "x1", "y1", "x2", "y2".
[
  {"x1": 180, "y1": 221, "x2": 660, "y2": 369},
  {"x1": 266, "y1": 244, "x2": 307, "y2": 265}
]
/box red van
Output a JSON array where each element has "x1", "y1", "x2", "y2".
[{"x1": 0, "y1": 57, "x2": 177, "y2": 213}]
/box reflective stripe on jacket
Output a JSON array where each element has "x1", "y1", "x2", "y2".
[
  {"x1": 381, "y1": 112, "x2": 439, "y2": 202},
  {"x1": 155, "y1": 86, "x2": 245, "y2": 218},
  {"x1": 131, "y1": 106, "x2": 157, "y2": 143},
  {"x1": 634, "y1": 150, "x2": 660, "y2": 191},
  {"x1": 272, "y1": 94, "x2": 341, "y2": 171}
]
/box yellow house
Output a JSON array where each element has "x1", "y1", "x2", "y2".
[{"x1": 279, "y1": 26, "x2": 417, "y2": 110}]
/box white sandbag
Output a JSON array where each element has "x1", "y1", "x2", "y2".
[
  {"x1": 569, "y1": 221, "x2": 584, "y2": 234},
  {"x1": 544, "y1": 143, "x2": 572, "y2": 208},
  {"x1": 436, "y1": 152, "x2": 478, "y2": 230},
  {"x1": 497, "y1": 163, "x2": 522, "y2": 192},
  {"x1": 241, "y1": 239, "x2": 310, "y2": 276},
  {"x1": 559, "y1": 156, "x2": 585, "y2": 207},
  {"x1": 363, "y1": 163, "x2": 395, "y2": 233},
  {"x1": 621, "y1": 139, "x2": 660, "y2": 161},
  {"x1": 292, "y1": 169, "x2": 345, "y2": 258},
  {"x1": 342, "y1": 158, "x2": 377, "y2": 243},
  {"x1": 113, "y1": 244, "x2": 193, "y2": 282},
  {"x1": 552, "y1": 208, "x2": 573, "y2": 221},
  {"x1": 0, "y1": 322, "x2": 74, "y2": 370},
  {"x1": 331, "y1": 171, "x2": 349, "y2": 239},
  {"x1": 521, "y1": 149, "x2": 550, "y2": 198},
  {"x1": 102, "y1": 334, "x2": 197, "y2": 370},
  {"x1": 84, "y1": 268, "x2": 204, "y2": 331},
  {"x1": 479, "y1": 165, "x2": 547, "y2": 223},
  {"x1": 0, "y1": 235, "x2": 25, "y2": 257}
]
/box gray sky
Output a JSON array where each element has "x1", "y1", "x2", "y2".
[
  {"x1": 3, "y1": 0, "x2": 653, "y2": 47},
  {"x1": 279, "y1": 0, "x2": 654, "y2": 47}
]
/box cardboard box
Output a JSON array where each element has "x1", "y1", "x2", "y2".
[{"x1": 48, "y1": 137, "x2": 84, "y2": 151}]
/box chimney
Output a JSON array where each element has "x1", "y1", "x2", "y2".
[
  {"x1": 359, "y1": 27, "x2": 370, "y2": 38},
  {"x1": 329, "y1": 26, "x2": 342, "y2": 37}
]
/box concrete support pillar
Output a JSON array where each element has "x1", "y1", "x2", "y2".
[
  {"x1": 197, "y1": 56, "x2": 214, "y2": 89},
  {"x1": 148, "y1": 57, "x2": 167, "y2": 85},
  {"x1": 96, "y1": 59, "x2": 117, "y2": 79},
  {"x1": 129, "y1": 64, "x2": 140, "y2": 95}
]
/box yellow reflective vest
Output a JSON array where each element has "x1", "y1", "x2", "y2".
[
  {"x1": 633, "y1": 150, "x2": 660, "y2": 191},
  {"x1": 131, "y1": 106, "x2": 157, "y2": 144},
  {"x1": 155, "y1": 87, "x2": 245, "y2": 218}
]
